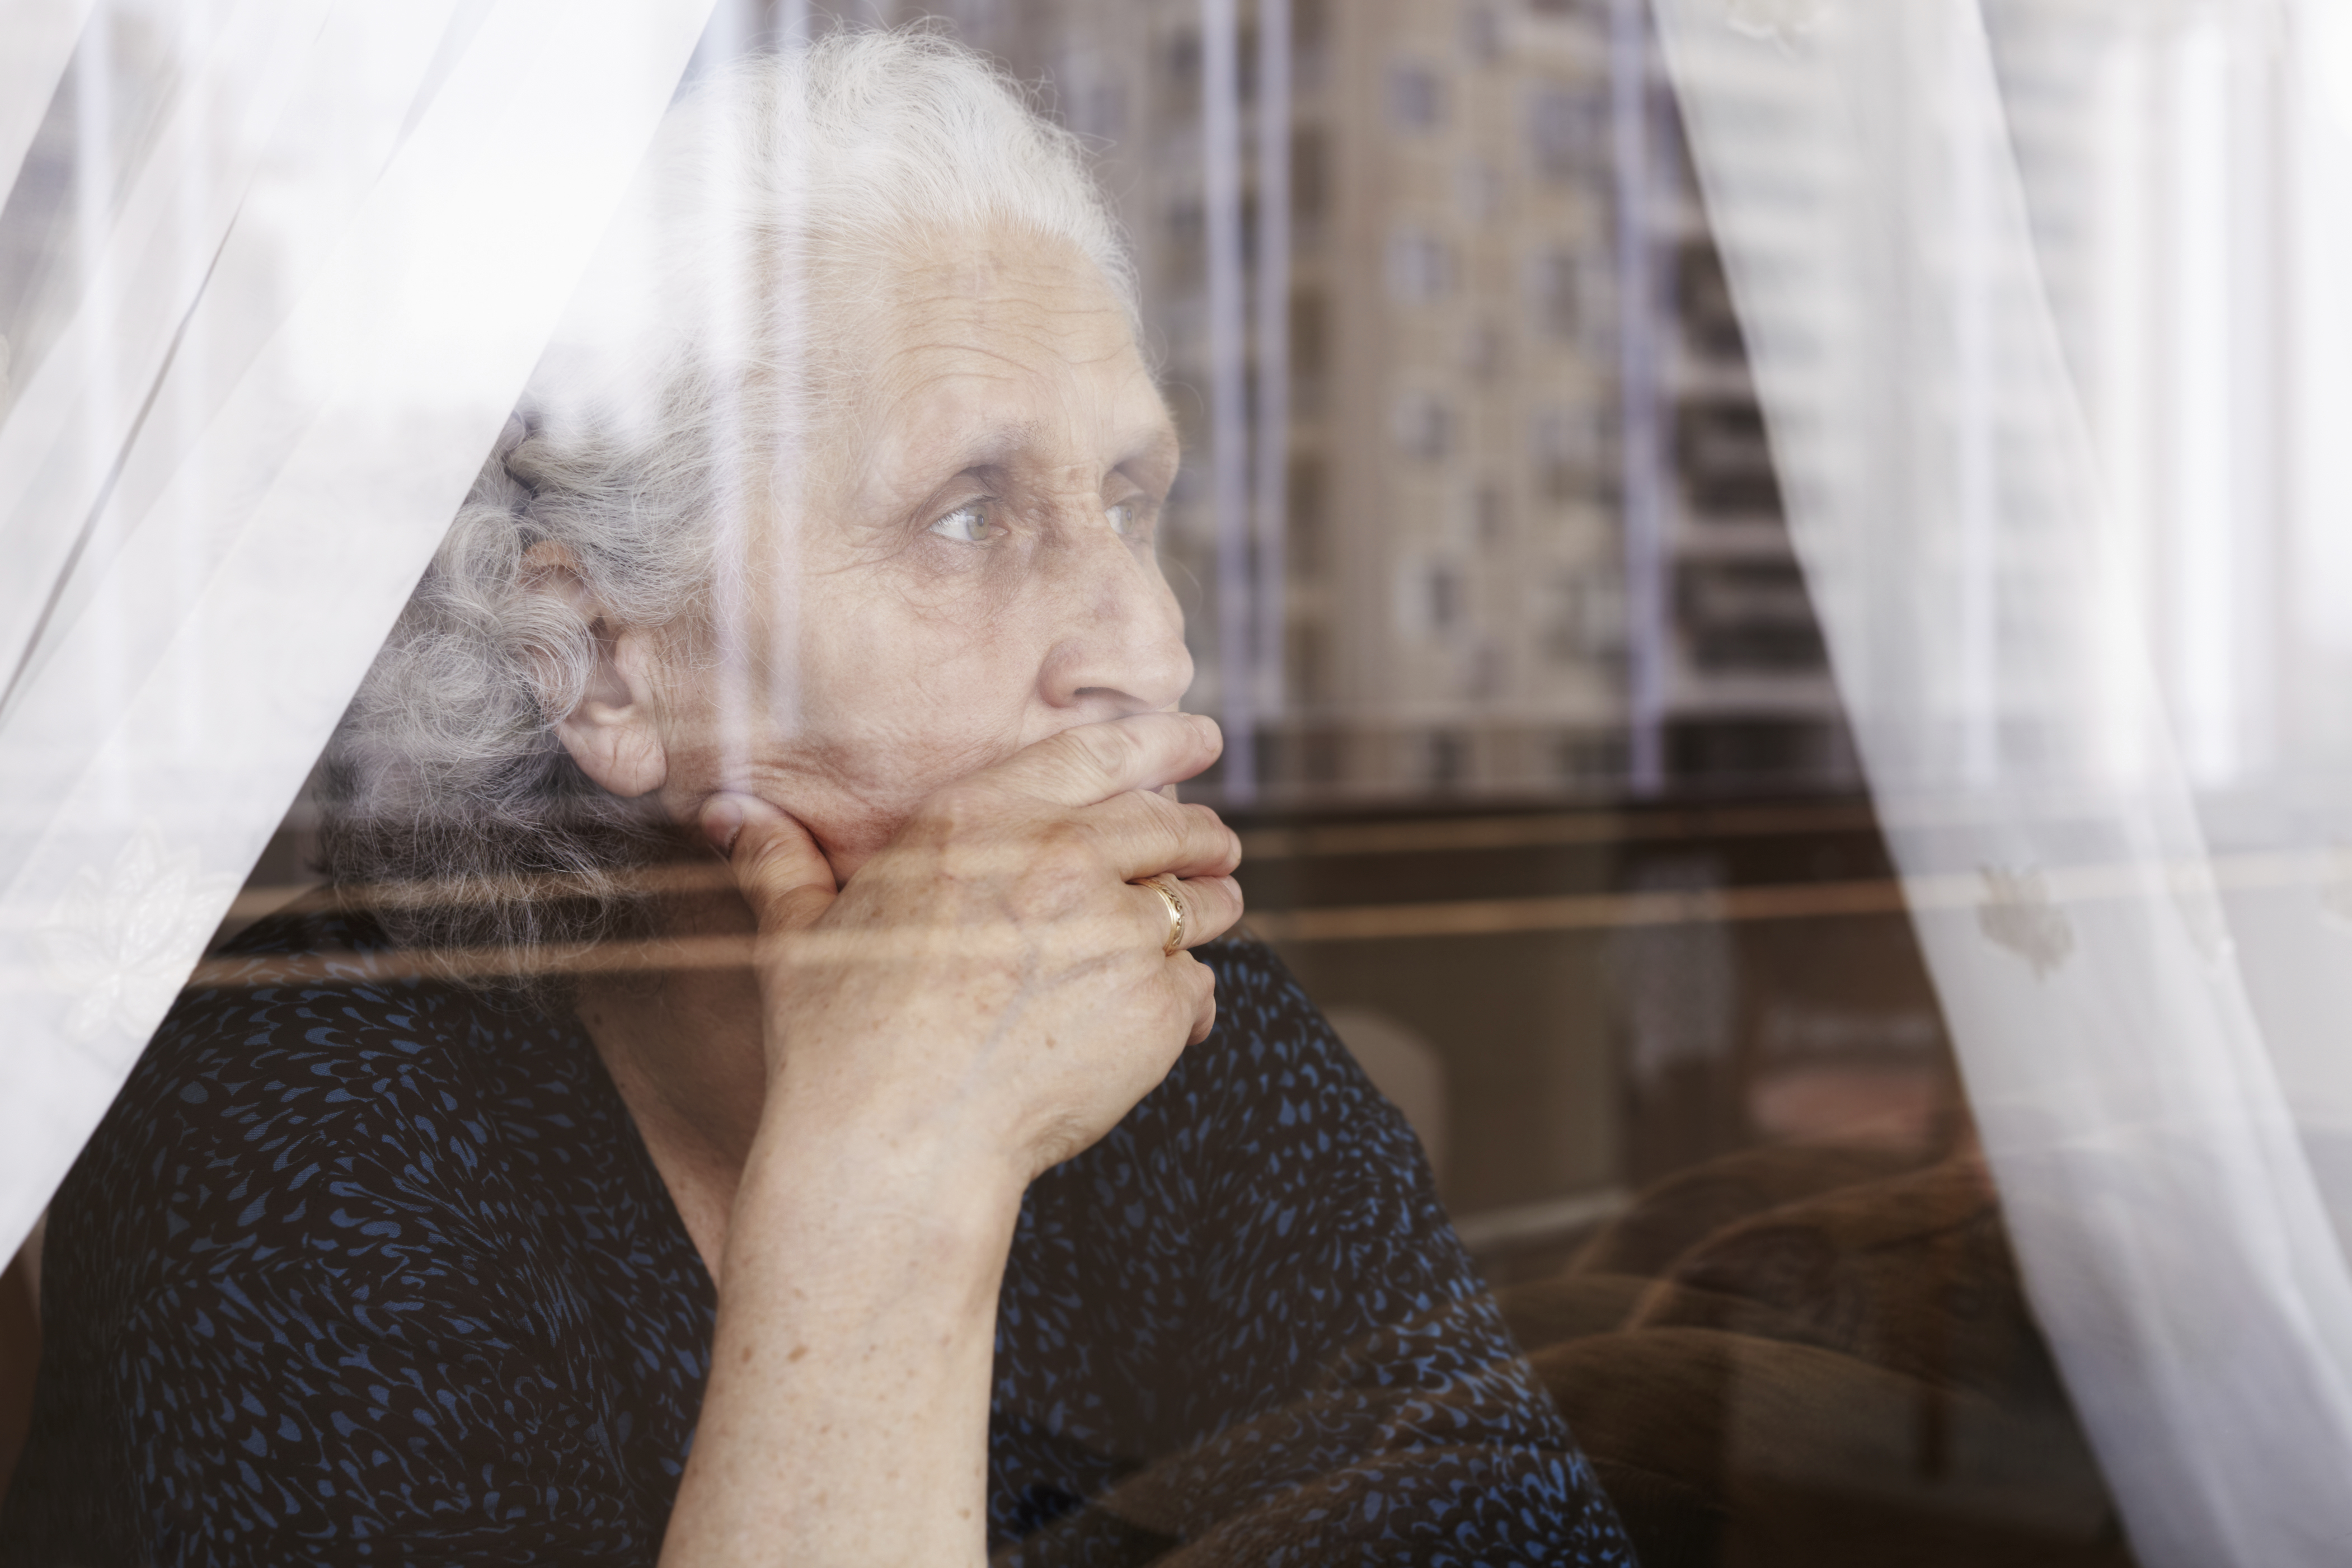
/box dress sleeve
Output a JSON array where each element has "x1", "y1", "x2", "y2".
[
  {"x1": 0, "y1": 977, "x2": 675, "y2": 1568},
  {"x1": 1001, "y1": 942, "x2": 1635, "y2": 1567}
]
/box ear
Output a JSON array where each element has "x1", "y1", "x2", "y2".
[{"x1": 521, "y1": 541, "x2": 669, "y2": 799}]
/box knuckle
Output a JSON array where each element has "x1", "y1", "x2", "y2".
[
  {"x1": 1031, "y1": 815, "x2": 1100, "y2": 870},
  {"x1": 1176, "y1": 797, "x2": 1227, "y2": 835},
  {"x1": 1180, "y1": 801, "x2": 1225, "y2": 833},
  {"x1": 1081, "y1": 720, "x2": 1148, "y2": 780},
  {"x1": 1015, "y1": 820, "x2": 1103, "y2": 908},
  {"x1": 1123, "y1": 790, "x2": 1180, "y2": 843}
]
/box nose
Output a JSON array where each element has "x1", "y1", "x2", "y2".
[{"x1": 1032, "y1": 514, "x2": 1194, "y2": 720}]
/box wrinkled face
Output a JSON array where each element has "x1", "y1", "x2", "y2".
[{"x1": 565, "y1": 227, "x2": 1190, "y2": 880}]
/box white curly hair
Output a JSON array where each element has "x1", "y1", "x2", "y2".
[{"x1": 318, "y1": 27, "x2": 1138, "y2": 972}]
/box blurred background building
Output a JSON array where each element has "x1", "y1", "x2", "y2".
[{"x1": 812, "y1": 0, "x2": 1853, "y2": 806}]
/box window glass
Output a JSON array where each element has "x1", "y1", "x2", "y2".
[{"x1": 4, "y1": 1, "x2": 2349, "y2": 1564}]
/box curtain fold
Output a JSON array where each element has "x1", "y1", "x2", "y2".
[
  {"x1": 0, "y1": 0, "x2": 720, "y2": 1265},
  {"x1": 0, "y1": 0, "x2": 95, "y2": 203},
  {"x1": 1655, "y1": 1, "x2": 2352, "y2": 1562}
]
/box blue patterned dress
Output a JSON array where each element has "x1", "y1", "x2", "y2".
[{"x1": 0, "y1": 913, "x2": 1631, "y2": 1565}]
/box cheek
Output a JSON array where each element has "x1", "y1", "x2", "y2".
[{"x1": 793, "y1": 574, "x2": 1045, "y2": 778}]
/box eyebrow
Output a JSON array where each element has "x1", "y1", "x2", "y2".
[
  {"x1": 924, "y1": 415, "x2": 1179, "y2": 481},
  {"x1": 1120, "y1": 422, "x2": 1181, "y2": 475}
]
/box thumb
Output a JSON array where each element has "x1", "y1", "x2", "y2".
[{"x1": 700, "y1": 792, "x2": 837, "y2": 934}]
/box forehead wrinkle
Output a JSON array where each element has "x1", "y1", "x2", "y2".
[
  {"x1": 874, "y1": 343, "x2": 1158, "y2": 471},
  {"x1": 878, "y1": 314, "x2": 1131, "y2": 393},
  {"x1": 814, "y1": 238, "x2": 1168, "y2": 513}
]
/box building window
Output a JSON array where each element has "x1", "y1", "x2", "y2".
[
  {"x1": 1673, "y1": 397, "x2": 1782, "y2": 516},
  {"x1": 1427, "y1": 729, "x2": 1470, "y2": 790},
  {"x1": 1476, "y1": 483, "x2": 1508, "y2": 544},
  {"x1": 1556, "y1": 728, "x2": 1631, "y2": 786},
  {"x1": 1287, "y1": 454, "x2": 1327, "y2": 578},
  {"x1": 1466, "y1": 320, "x2": 1506, "y2": 381},
  {"x1": 1456, "y1": 157, "x2": 1503, "y2": 222},
  {"x1": 1529, "y1": 83, "x2": 1598, "y2": 184},
  {"x1": 1294, "y1": 0, "x2": 1328, "y2": 54},
  {"x1": 1162, "y1": 196, "x2": 1205, "y2": 292},
  {"x1": 1288, "y1": 618, "x2": 1332, "y2": 705},
  {"x1": 1394, "y1": 390, "x2": 1456, "y2": 461},
  {"x1": 1161, "y1": 26, "x2": 1202, "y2": 122},
  {"x1": 1468, "y1": 637, "x2": 1504, "y2": 698},
  {"x1": 1538, "y1": 569, "x2": 1627, "y2": 664},
  {"x1": 1291, "y1": 125, "x2": 1330, "y2": 223},
  {"x1": 1534, "y1": 248, "x2": 1584, "y2": 340},
  {"x1": 1428, "y1": 562, "x2": 1463, "y2": 632},
  {"x1": 1397, "y1": 552, "x2": 1468, "y2": 638},
  {"x1": 1677, "y1": 560, "x2": 1827, "y2": 671},
  {"x1": 1066, "y1": 78, "x2": 1127, "y2": 142},
  {"x1": 1389, "y1": 61, "x2": 1445, "y2": 131},
  {"x1": 1676, "y1": 239, "x2": 1747, "y2": 359},
  {"x1": 1533, "y1": 405, "x2": 1600, "y2": 501},
  {"x1": 1290, "y1": 288, "x2": 1328, "y2": 383},
  {"x1": 1387, "y1": 226, "x2": 1454, "y2": 303},
  {"x1": 1463, "y1": 4, "x2": 1504, "y2": 64}
]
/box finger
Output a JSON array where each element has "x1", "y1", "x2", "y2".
[
  {"x1": 702, "y1": 792, "x2": 837, "y2": 934},
  {"x1": 1080, "y1": 791, "x2": 1242, "y2": 882},
  {"x1": 972, "y1": 712, "x2": 1222, "y2": 811},
  {"x1": 1174, "y1": 953, "x2": 1219, "y2": 1046},
  {"x1": 1130, "y1": 872, "x2": 1244, "y2": 953}
]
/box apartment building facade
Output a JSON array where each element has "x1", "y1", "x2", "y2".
[{"x1": 815, "y1": 0, "x2": 1853, "y2": 804}]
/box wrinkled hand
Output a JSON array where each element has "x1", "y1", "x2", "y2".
[{"x1": 700, "y1": 712, "x2": 1244, "y2": 1182}]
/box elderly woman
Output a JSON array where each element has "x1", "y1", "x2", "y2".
[{"x1": 1, "y1": 31, "x2": 1628, "y2": 1567}]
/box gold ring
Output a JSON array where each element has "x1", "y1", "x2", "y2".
[{"x1": 1138, "y1": 874, "x2": 1186, "y2": 956}]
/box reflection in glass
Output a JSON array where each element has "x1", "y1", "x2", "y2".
[{"x1": 4, "y1": 1, "x2": 2351, "y2": 1564}]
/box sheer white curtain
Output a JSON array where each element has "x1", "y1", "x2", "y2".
[
  {"x1": 0, "y1": 0, "x2": 718, "y2": 1265},
  {"x1": 1657, "y1": 0, "x2": 2352, "y2": 1561}
]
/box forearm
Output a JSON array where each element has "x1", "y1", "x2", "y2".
[
  {"x1": 658, "y1": 716, "x2": 1240, "y2": 1564},
  {"x1": 658, "y1": 1107, "x2": 1026, "y2": 1568}
]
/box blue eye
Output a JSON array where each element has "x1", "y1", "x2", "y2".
[
  {"x1": 1106, "y1": 501, "x2": 1138, "y2": 536},
  {"x1": 929, "y1": 503, "x2": 990, "y2": 544}
]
